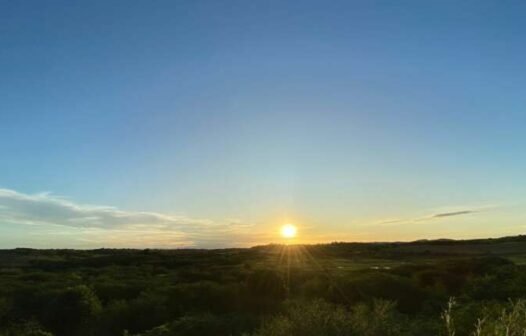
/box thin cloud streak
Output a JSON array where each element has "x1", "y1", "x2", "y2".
[
  {"x1": 429, "y1": 210, "x2": 475, "y2": 219},
  {"x1": 375, "y1": 205, "x2": 496, "y2": 227}
]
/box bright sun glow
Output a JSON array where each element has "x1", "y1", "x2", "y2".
[{"x1": 281, "y1": 224, "x2": 297, "y2": 238}]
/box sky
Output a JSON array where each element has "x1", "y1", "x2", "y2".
[{"x1": 1, "y1": 0, "x2": 526, "y2": 248}]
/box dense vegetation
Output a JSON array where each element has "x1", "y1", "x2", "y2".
[{"x1": 3, "y1": 235, "x2": 526, "y2": 335}]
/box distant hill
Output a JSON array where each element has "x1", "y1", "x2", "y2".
[{"x1": 252, "y1": 235, "x2": 526, "y2": 260}]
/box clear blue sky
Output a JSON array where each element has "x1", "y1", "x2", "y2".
[{"x1": 1, "y1": 0, "x2": 525, "y2": 248}]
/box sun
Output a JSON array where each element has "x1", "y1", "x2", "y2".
[{"x1": 280, "y1": 224, "x2": 297, "y2": 239}]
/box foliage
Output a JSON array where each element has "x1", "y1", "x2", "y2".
[
  {"x1": 0, "y1": 319, "x2": 53, "y2": 336},
  {"x1": 441, "y1": 298, "x2": 526, "y2": 336},
  {"x1": 2, "y1": 238, "x2": 526, "y2": 335}
]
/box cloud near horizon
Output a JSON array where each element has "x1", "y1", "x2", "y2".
[{"x1": 0, "y1": 188, "x2": 268, "y2": 248}]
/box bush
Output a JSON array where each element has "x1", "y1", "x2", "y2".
[
  {"x1": 328, "y1": 273, "x2": 426, "y2": 313},
  {"x1": 252, "y1": 299, "x2": 354, "y2": 336},
  {"x1": 245, "y1": 270, "x2": 286, "y2": 312},
  {"x1": 251, "y1": 299, "x2": 410, "y2": 336},
  {"x1": 0, "y1": 296, "x2": 10, "y2": 325},
  {"x1": 43, "y1": 285, "x2": 101, "y2": 335},
  {"x1": 135, "y1": 313, "x2": 257, "y2": 336},
  {"x1": 440, "y1": 297, "x2": 526, "y2": 336},
  {"x1": 0, "y1": 320, "x2": 53, "y2": 336},
  {"x1": 166, "y1": 281, "x2": 243, "y2": 315},
  {"x1": 100, "y1": 292, "x2": 169, "y2": 334}
]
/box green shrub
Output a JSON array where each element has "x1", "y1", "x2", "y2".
[
  {"x1": 135, "y1": 313, "x2": 257, "y2": 336},
  {"x1": 43, "y1": 285, "x2": 101, "y2": 335},
  {"x1": 1, "y1": 320, "x2": 53, "y2": 336},
  {"x1": 252, "y1": 299, "x2": 354, "y2": 336}
]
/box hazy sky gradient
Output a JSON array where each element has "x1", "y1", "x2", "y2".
[{"x1": 1, "y1": 0, "x2": 526, "y2": 248}]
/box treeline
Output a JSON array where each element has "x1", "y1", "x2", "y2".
[{"x1": 1, "y1": 243, "x2": 526, "y2": 335}]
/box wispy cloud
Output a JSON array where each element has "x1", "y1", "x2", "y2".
[
  {"x1": 428, "y1": 210, "x2": 475, "y2": 219},
  {"x1": 0, "y1": 188, "x2": 265, "y2": 248},
  {"x1": 375, "y1": 205, "x2": 496, "y2": 227}
]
